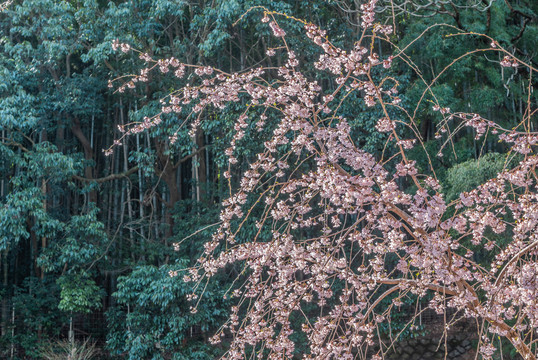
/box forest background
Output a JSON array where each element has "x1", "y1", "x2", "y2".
[{"x1": 0, "y1": 0, "x2": 536, "y2": 359}]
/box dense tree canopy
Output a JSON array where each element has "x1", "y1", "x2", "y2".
[{"x1": 0, "y1": 0, "x2": 537, "y2": 359}]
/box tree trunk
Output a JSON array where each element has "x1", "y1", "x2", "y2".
[
  {"x1": 120, "y1": 101, "x2": 134, "y2": 257},
  {"x1": 71, "y1": 117, "x2": 97, "y2": 204},
  {"x1": 155, "y1": 141, "x2": 181, "y2": 244},
  {"x1": 195, "y1": 130, "x2": 207, "y2": 203},
  {"x1": 1, "y1": 249, "x2": 8, "y2": 337}
]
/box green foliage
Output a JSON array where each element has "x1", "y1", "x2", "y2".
[
  {"x1": 39, "y1": 206, "x2": 109, "y2": 272},
  {"x1": 444, "y1": 152, "x2": 508, "y2": 201},
  {"x1": 10, "y1": 277, "x2": 67, "y2": 358},
  {"x1": 107, "y1": 263, "x2": 227, "y2": 359},
  {"x1": 57, "y1": 272, "x2": 103, "y2": 314}
]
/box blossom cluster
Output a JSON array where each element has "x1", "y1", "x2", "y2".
[{"x1": 500, "y1": 55, "x2": 519, "y2": 68}]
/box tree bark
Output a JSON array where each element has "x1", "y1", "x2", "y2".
[{"x1": 71, "y1": 116, "x2": 97, "y2": 204}]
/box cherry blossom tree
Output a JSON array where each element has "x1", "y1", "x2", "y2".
[{"x1": 110, "y1": 1, "x2": 538, "y2": 359}]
